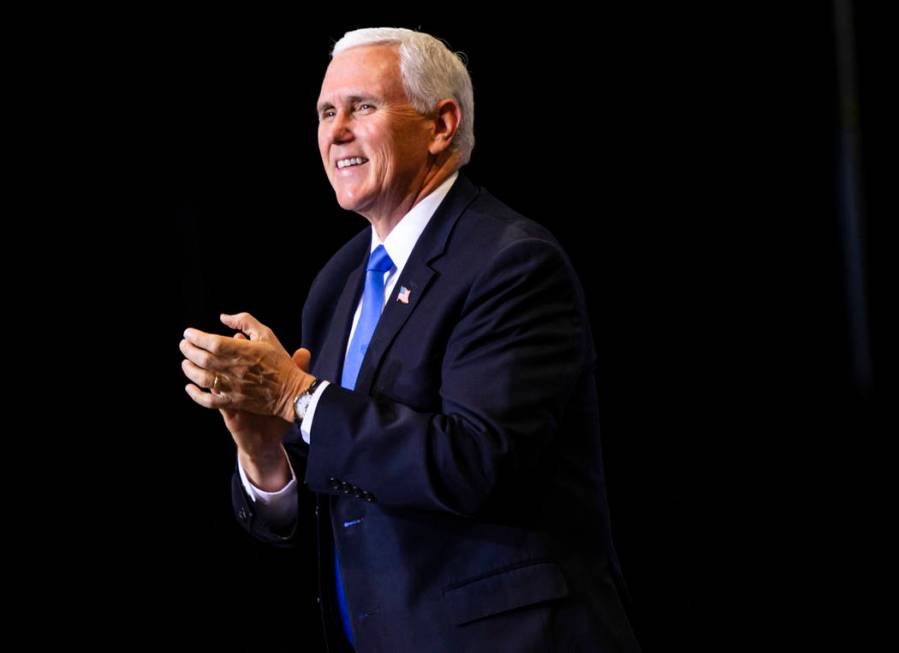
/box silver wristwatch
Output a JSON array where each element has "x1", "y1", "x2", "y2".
[{"x1": 293, "y1": 377, "x2": 324, "y2": 423}]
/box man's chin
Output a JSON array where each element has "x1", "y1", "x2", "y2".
[{"x1": 335, "y1": 190, "x2": 371, "y2": 214}]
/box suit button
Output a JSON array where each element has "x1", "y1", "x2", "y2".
[{"x1": 315, "y1": 596, "x2": 321, "y2": 605}]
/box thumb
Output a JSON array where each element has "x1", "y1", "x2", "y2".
[
  {"x1": 221, "y1": 312, "x2": 266, "y2": 340},
  {"x1": 292, "y1": 347, "x2": 312, "y2": 371},
  {"x1": 233, "y1": 332, "x2": 248, "y2": 340}
]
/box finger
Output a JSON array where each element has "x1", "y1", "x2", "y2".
[
  {"x1": 220, "y1": 312, "x2": 269, "y2": 341},
  {"x1": 292, "y1": 347, "x2": 312, "y2": 371},
  {"x1": 234, "y1": 333, "x2": 248, "y2": 340},
  {"x1": 181, "y1": 359, "x2": 218, "y2": 390},
  {"x1": 185, "y1": 383, "x2": 231, "y2": 409},
  {"x1": 179, "y1": 338, "x2": 230, "y2": 372},
  {"x1": 183, "y1": 327, "x2": 242, "y2": 357}
]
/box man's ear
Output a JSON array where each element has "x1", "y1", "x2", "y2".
[{"x1": 428, "y1": 98, "x2": 462, "y2": 156}]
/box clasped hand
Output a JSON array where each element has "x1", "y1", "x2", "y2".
[{"x1": 180, "y1": 312, "x2": 311, "y2": 423}]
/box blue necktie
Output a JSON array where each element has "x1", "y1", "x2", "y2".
[{"x1": 334, "y1": 244, "x2": 394, "y2": 648}]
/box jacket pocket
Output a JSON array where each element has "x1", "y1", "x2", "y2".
[{"x1": 443, "y1": 560, "x2": 569, "y2": 626}]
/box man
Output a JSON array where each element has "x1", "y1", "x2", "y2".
[{"x1": 180, "y1": 27, "x2": 640, "y2": 652}]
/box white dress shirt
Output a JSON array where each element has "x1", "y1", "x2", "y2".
[{"x1": 238, "y1": 172, "x2": 459, "y2": 521}]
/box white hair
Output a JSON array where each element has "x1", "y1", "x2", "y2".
[{"x1": 332, "y1": 27, "x2": 475, "y2": 166}]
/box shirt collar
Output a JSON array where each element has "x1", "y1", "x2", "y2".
[{"x1": 370, "y1": 171, "x2": 459, "y2": 272}]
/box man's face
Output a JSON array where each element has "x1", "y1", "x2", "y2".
[{"x1": 317, "y1": 44, "x2": 433, "y2": 220}]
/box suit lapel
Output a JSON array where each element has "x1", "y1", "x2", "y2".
[
  {"x1": 352, "y1": 261, "x2": 435, "y2": 395},
  {"x1": 315, "y1": 252, "x2": 367, "y2": 384},
  {"x1": 352, "y1": 174, "x2": 480, "y2": 395}
]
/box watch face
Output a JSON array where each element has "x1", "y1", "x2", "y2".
[
  {"x1": 294, "y1": 395, "x2": 308, "y2": 420},
  {"x1": 295, "y1": 380, "x2": 319, "y2": 420}
]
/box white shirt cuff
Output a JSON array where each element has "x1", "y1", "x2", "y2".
[
  {"x1": 238, "y1": 444, "x2": 297, "y2": 505},
  {"x1": 299, "y1": 380, "x2": 330, "y2": 445}
]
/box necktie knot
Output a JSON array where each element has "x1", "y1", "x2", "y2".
[{"x1": 367, "y1": 244, "x2": 394, "y2": 273}]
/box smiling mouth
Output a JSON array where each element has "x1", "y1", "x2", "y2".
[{"x1": 336, "y1": 156, "x2": 369, "y2": 170}]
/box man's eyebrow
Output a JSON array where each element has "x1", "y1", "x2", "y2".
[{"x1": 316, "y1": 94, "x2": 382, "y2": 113}]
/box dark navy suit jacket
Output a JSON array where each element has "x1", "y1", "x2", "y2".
[{"x1": 232, "y1": 173, "x2": 640, "y2": 652}]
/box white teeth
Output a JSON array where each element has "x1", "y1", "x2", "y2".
[{"x1": 337, "y1": 157, "x2": 367, "y2": 169}]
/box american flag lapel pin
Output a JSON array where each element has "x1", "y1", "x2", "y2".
[{"x1": 397, "y1": 285, "x2": 411, "y2": 304}]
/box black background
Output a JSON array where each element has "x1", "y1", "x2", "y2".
[{"x1": 81, "y1": 4, "x2": 887, "y2": 650}]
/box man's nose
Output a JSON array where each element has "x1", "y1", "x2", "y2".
[{"x1": 327, "y1": 112, "x2": 354, "y2": 144}]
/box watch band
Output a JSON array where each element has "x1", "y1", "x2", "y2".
[{"x1": 304, "y1": 377, "x2": 323, "y2": 399}]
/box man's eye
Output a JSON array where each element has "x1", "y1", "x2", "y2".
[{"x1": 356, "y1": 104, "x2": 374, "y2": 112}]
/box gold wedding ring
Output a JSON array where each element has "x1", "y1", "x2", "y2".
[{"x1": 212, "y1": 375, "x2": 221, "y2": 392}]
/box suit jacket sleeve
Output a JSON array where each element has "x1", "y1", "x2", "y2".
[
  {"x1": 304, "y1": 238, "x2": 588, "y2": 516},
  {"x1": 230, "y1": 425, "x2": 309, "y2": 547}
]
